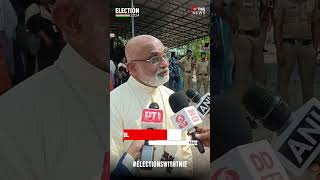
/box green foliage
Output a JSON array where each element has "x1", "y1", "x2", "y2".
[{"x1": 169, "y1": 36, "x2": 210, "y2": 61}]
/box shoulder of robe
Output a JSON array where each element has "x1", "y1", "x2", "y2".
[
  {"x1": 110, "y1": 83, "x2": 130, "y2": 101},
  {"x1": 0, "y1": 66, "x2": 63, "y2": 113}
]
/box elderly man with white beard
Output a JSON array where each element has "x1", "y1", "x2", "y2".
[{"x1": 110, "y1": 35, "x2": 193, "y2": 178}]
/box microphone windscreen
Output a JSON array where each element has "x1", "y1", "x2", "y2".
[
  {"x1": 149, "y1": 102, "x2": 159, "y2": 109},
  {"x1": 243, "y1": 86, "x2": 278, "y2": 118},
  {"x1": 212, "y1": 95, "x2": 253, "y2": 162},
  {"x1": 169, "y1": 92, "x2": 189, "y2": 113},
  {"x1": 243, "y1": 85, "x2": 291, "y2": 131},
  {"x1": 186, "y1": 89, "x2": 201, "y2": 103}
]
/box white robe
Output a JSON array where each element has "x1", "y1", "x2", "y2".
[
  {"x1": 110, "y1": 76, "x2": 193, "y2": 177},
  {"x1": 0, "y1": 44, "x2": 108, "y2": 180}
]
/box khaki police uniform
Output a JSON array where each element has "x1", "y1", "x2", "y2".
[
  {"x1": 228, "y1": 0, "x2": 268, "y2": 99},
  {"x1": 179, "y1": 56, "x2": 194, "y2": 91},
  {"x1": 196, "y1": 59, "x2": 210, "y2": 93},
  {"x1": 275, "y1": 0, "x2": 320, "y2": 103}
]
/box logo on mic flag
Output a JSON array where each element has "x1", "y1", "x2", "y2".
[
  {"x1": 171, "y1": 106, "x2": 203, "y2": 132},
  {"x1": 142, "y1": 109, "x2": 163, "y2": 123},
  {"x1": 176, "y1": 115, "x2": 188, "y2": 129}
]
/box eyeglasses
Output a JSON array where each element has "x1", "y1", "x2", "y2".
[{"x1": 129, "y1": 48, "x2": 170, "y2": 65}]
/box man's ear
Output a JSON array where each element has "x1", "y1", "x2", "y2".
[
  {"x1": 127, "y1": 63, "x2": 137, "y2": 76},
  {"x1": 52, "y1": 3, "x2": 82, "y2": 36}
]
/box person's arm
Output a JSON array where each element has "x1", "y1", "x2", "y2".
[
  {"x1": 196, "y1": 62, "x2": 199, "y2": 75},
  {"x1": 191, "y1": 58, "x2": 196, "y2": 73},
  {"x1": 111, "y1": 140, "x2": 144, "y2": 177},
  {"x1": 177, "y1": 57, "x2": 185, "y2": 71},
  {"x1": 207, "y1": 62, "x2": 210, "y2": 75}
]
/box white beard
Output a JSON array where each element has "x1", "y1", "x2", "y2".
[{"x1": 137, "y1": 66, "x2": 169, "y2": 87}]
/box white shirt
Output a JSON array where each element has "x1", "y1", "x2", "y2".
[
  {"x1": 25, "y1": 3, "x2": 53, "y2": 23},
  {"x1": 0, "y1": 0, "x2": 17, "y2": 38},
  {"x1": 110, "y1": 76, "x2": 193, "y2": 177},
  {"x1": 117, "y1": 62, "x2": 127, "y2": 70},
  {"x1": 0, "y1": 44, "x2": 108, "y2": 180},
  {"x1": 110, "y1": 60, "x2": 116, "y2": 74}
]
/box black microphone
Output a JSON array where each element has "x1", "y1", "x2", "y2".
[
  {"x1": 243, "y1": 85, "x2": 290, "y2": 132},
  {"x1": 169, "y1": 92, "x2": 205, "y2": 153},
  {"x1": 186, "y1": 89, "x2": 202, "y2": 103},
  {"x1": 243, "y1": 85, "x2": 320, "y2": 176},
  {"x1": 186, "y1": 89, "x2": 210, "y2": 117}
]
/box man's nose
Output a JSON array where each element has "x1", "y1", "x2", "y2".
[{"x1": 159, "y1": 57, "x2": 169, "y2": 68}]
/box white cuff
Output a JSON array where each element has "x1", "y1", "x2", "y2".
[{"x1": 122, "y1": 153, "x2": 138, "y2": 176}]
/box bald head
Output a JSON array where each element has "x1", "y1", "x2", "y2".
[
  {"x1": 124, "y1": 35, "x2": 169, "y2": 87},
  {"x1": 125, "y1": 35, "x2": 164, "y2": 63}
]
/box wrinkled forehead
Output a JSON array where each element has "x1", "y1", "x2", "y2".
[
  {"x1": 127, "y1": 38, "x2": 165, "y2": 60},
  {"x1": 142, "y1": 39, "x2": 165, "y2": 57}
]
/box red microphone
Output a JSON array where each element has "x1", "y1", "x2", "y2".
[
  {"x1": 140, "y1": 102, "x2": 163, "y2": 170},
  {"x1": 141, "y1": 103, "x2": 164, "y2": 129}
]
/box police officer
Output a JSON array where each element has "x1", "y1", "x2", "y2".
[
  {"x1": 179, "y1": 50, "x2": 196, "y2": 91},
  {"x1": 196, "y1": 52, "x2": 210, "y2": 93},
  {"x1": 274, "y1": 0, "x2": 320, "y2": 104},
  {"x1": 214, "y1": 0, "x2": 269, "y2": 101}
]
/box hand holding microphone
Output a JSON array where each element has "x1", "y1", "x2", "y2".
[
  {"x1": 193, "y1": 127, "x2": 210, "y2": 147},
  {"x1": 169, "y1": 92, "x2": 205, "y2": 153},
  {"x1": 127, "y1": 140, "x2": 146, "y2": 160}
]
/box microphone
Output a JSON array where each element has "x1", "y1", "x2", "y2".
[
  {"x1": 141, "y1": 102, "x2": 164, "y2": 129},
  {"x1": 212, "y1": 140, "x2": 290, "y2": 180},
  {"x1": 243, "y1": 85, "x2": 320, "y2": 176},
  {"x1": 186, "y1": 89, "x2": 210, "y2": 117},
  {"x1": 140, "y1": 102, "x2": 164, "y2": 169},
  {"x1": 169, "y1": 92, "x2": 205, "y2": 153},
  {"x1": 211, "y1": 95, "x2": 290, "y2": 180}
]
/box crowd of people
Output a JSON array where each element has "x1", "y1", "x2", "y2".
[
  {"x1": 0, "y1": 0, "x2": 65, "y2": 96},
  {"x1": 167, "y1": 50, "x2": 210, "y2": 94}
]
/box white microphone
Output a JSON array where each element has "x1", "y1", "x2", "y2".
[
  {"x1": 211, "y1": 140, "x2": 290, "y2": 180},
  {"x1": 243, "y1": 86, "x2": 320, "y2": 176},
  {"x1": 169, "y1": 92, "x2": 205, "y2": 153},
  {"x1": 186, "y1": 89, "x2": 210, "y2": 117}
]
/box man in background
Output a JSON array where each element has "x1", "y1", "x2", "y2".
[
  {"x1": 179, "y1": 49, "x2": 195, "y2": 91},
  {"x1": 274, "y1": 0, "x2": 320, "y2": 104},
  {"x1": 168, "y1": 51, "x2": 181, "y2": 92},
  {"x1": 196, "y1": 52, "x2": 210, "y2": 94}
]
